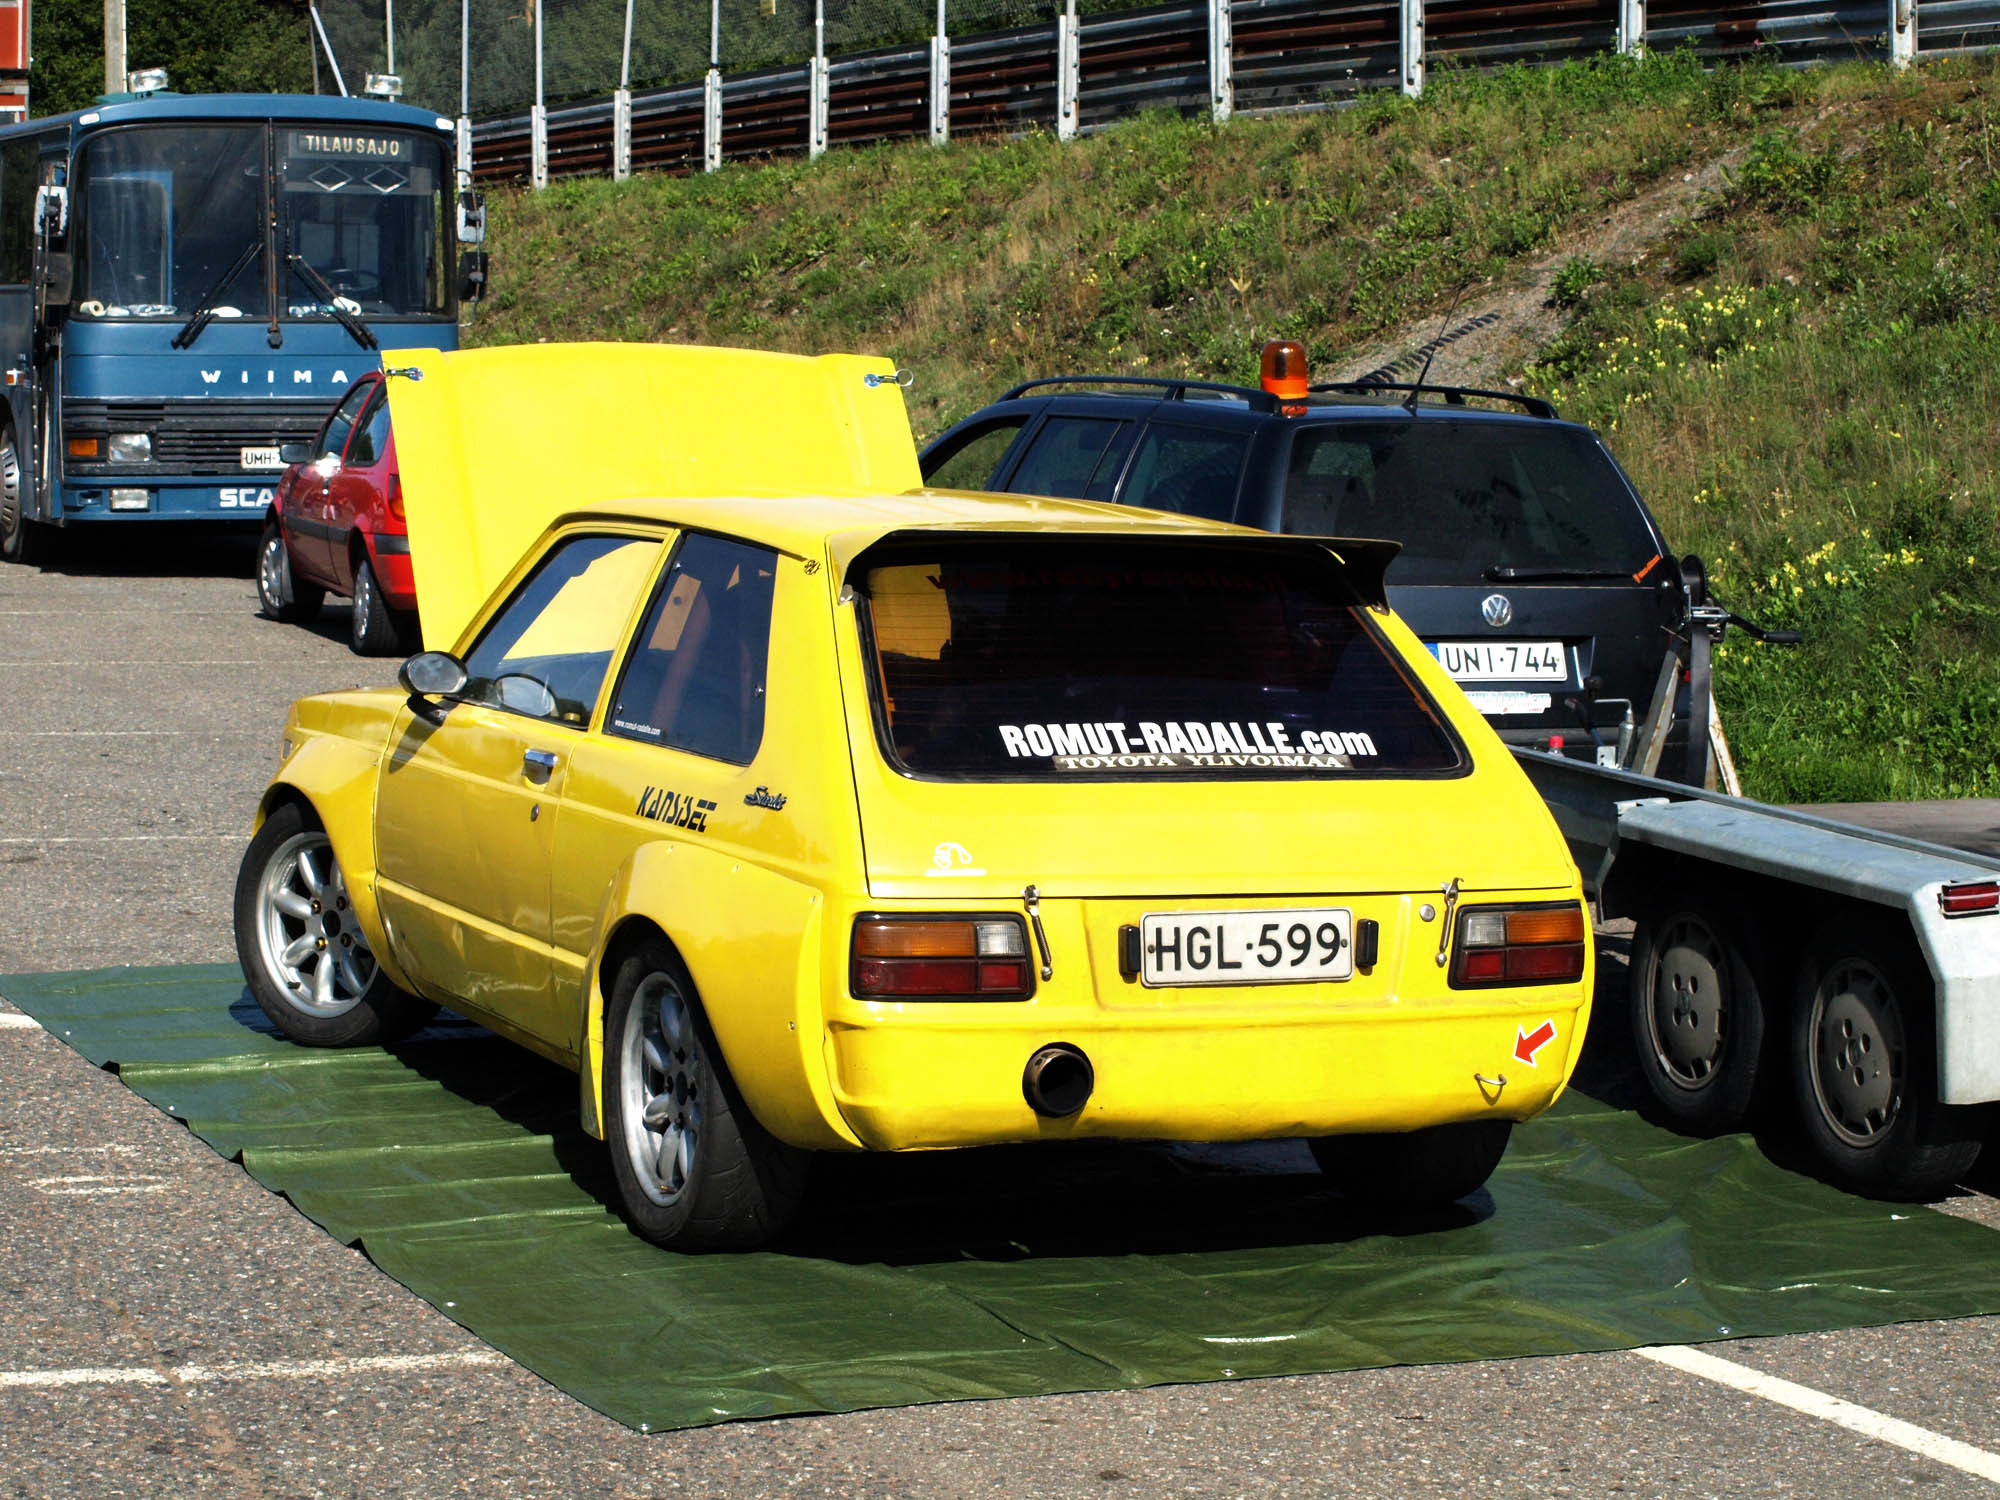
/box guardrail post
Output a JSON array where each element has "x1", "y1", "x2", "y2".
[
  {"x1": 929, "y1": 34, "x2": 951, "y2": 143},
  {"x1": 456, "y1": 114, "x2": 473, "y2": 187},
  {"x1": 1208, "y1": 0, "x2": 1232, "y2": 122},
  {"x1": 704, "y1": 67, "x2": 723, "y2": 171},
  {"x1": 810, "y1": 0, "x2": 829, "y2": 157},
  {"x1": 1890, "y1": 0, "x2": 1916, "y2": 65},
  {"x1": 1400, "y1": 0, "x2": 1424, "y2": 97},
  {"x1": 1056, "y1": 0, "x2": 1080, "y2": 141},
  {"x1": 1617, "y1": 0, "x2": 1647, "y2": 52},
  {"x1": 613, "y1": 88, "x2": 631, "y2": 179},
  {"x1": 530, "y1": 104, "x2": 548, "y2": 187}
]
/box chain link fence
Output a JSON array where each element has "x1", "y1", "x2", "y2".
[{"x1": 316, "y1": 0, "x2": 1108, "y2": 117}]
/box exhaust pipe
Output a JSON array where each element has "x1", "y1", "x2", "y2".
[{"x1": 1022, "y1": 1043, "x2": 1093, "y2": 1118}]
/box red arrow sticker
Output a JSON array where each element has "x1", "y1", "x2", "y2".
[{"x1": 1513, "y1": 1018, "x2": 1558, "y2": 1067}]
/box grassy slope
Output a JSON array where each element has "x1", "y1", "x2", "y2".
[{"x1": 472, "y1": 53, "x2": 2000, "y2": 802}]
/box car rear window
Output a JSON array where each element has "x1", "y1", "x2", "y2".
[
  {"x1": 1281, "y1": 420, "x2": 1658, "y2": 585},
  {"x1": 858, "y1": 537, "x2": 1463, "y2": 780}
]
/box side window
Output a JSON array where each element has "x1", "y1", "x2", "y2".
[
  {"x1": 345, "y1": 387, "x2": 390, "y2": 467},
  {"x1": 460, "y1": 534, "x2": 663, "y2": 725},
  {"x1": 606, "y1": 533, "x2": 777, "y2": 766},
  {"x1": 0, "y1": 141, "x2": 36, "y2": 285},
  {"x1": 315, "y1": 382, "x2": 373, "y2": 462},
  {"x1": 1118, "y1": 423, "x2": 1249, "y2": 521},
  {"x1": 1008, "y1": 416, "x2": 1136, "y2": 501},
  {"x1": 1281, "y1": 433, "x2": 1380, "y2": 535},
  {"x1": 923, "y1": 417, "x2": 1027, "y2": 490}
]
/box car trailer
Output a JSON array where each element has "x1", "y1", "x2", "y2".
[{"x1": 1517, "y1": 742, "x2": 2000, "y2": 1199}]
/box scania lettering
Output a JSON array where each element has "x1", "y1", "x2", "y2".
[{"x1": 0, "y1": 91, "x2": 487, "y2": 564}]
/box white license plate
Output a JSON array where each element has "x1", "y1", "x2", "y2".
[
  {"x1": 240, "y1": 445, "x2": 283, "y2": 471},
  {"x1": 1140, "y1": 907, "x2": 1353, "y2": 987},
  {"x1": 1429, "y1": 640, "x2": 1568, "y2": 682}
]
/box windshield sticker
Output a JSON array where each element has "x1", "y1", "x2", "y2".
[{"x1": 997, "y1": 722, "x2": 1377, "y2": 771}]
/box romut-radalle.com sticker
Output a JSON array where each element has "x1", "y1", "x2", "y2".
[{"x1": 997, "y1": 720, "x2": 1378, "y2": 771}]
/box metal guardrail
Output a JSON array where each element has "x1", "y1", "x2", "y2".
[{"x1": 468, "y1": 0, "x2": 1956, "y2": 187}]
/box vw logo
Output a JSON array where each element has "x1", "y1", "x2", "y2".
[{"x1": 1481, "y1": 593, "x2": 1514, "y2": 628}]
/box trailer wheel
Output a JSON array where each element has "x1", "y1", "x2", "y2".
[
  {"x1": 1629, "y1": 894, "x2": 1766, "y2": 1132},
  {"x1": 1788, "y1": 924, "x2": 1981, "y2": 1200}
]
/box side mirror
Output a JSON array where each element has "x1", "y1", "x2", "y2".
[
  {"x1": 398, "y1": 650, "x2": 468, "y2": 725},
  {"x1": 456, "y1": 249, "x2": 488, "y2": 304},
  {"x1": 278, "y1": 442, "x2": 310, "y2": 466},
  {"x1": 34, "y1": 184, "x2": 68, "y2": 240},
  {"x1": 456, "y1": 188, "x2": 486, "y2": 246}
]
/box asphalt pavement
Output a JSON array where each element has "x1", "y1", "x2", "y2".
[{"x1": 4, "y1": 538, "x2": 2000, "y2": 1499}]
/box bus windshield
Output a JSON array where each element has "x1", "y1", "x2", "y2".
[
  {"x1": 76, "y1": 122, "x2": 448, "y2": 321},
  {"x1": 277, "y1": 126, "x2": 447, "y2": 319},
  {"x1": 81, "y1": 125, "x2": 267, "y2": 318}
]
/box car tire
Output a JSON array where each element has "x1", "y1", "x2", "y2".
[
  {"x1": 1788, "y1": 921, "x2": 1981, "y2": 1200},
  {"x1": 0, "y1": 424, "x2": 42, "y2": 566},
  {"x1": 350, "y1": 555, "x2": 402, "y2": 656},
  {"x1": 257, "y1": 523, "x2": 324, "y2": 623},
  {"x1": 1309, "y1": 1118, "x2": 1512, "y2": 1209},
  {"x1": 604, "y1": 937, "x2": 809, "y2": 1250},
  {"x1": 1628, "y1": 892, "x2": 1767, "y2": 1133},
  {"x1": 233, "y1": 800, "x2": 435, "y2": 1047}
]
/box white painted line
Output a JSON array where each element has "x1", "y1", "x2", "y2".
[
  {"x1": 0, "y1": 834, "x2": 239, "y2": 846},
  {"x1": 0, "y1": 1143, "x2": 139, "y2": 1155},
  {"x1": 0, "y1": 1013, "x2": 39, "y2": 1030},
  {"x1": 1637, "y1": 1345, "x2": 2000, "y2": 1484},
  {"x1": 30, "y1": 1178, "x2": 172, "y2": 1197},
  {"x1": 0, "y1": 730, "x2": 203, "y2": 737},
  {"x1": 0, "y1": 1350, "x2": 511, "y2": 1392},
  {"x1": 0, "y1": 660, "x2": 276, "y2": 667}
]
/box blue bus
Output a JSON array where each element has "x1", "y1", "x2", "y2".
[{"x1": 0, "y1": 92, "x2": 481, "y2": 563}]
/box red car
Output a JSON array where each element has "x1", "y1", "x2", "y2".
[{"x1": 256, "y1": 373, "x2": 419, "y2": 656}]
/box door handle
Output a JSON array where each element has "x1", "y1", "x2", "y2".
[{"x1": 523, "y1": 748, "x2": 558, "y2": 782}]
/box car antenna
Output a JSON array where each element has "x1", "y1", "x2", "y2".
[{"x1": 1404, "y1": 277, "x2": 1471, "y2": 413}]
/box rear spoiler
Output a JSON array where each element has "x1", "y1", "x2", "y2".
[{"x1": 837, "y1": 530, "x2": 1402, "y2": 610}]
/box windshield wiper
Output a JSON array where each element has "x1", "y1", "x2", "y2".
[
  {"x1": 285, "y1": 252, "x2": 379, "y2": 351},
  {"x1": 170, "y1": 237, "x2": 263, "y2": 350},
  {"x1": 1483, "y1": 566, "x2": 1634, "y2": 582}
]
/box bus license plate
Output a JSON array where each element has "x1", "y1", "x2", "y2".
[
  {"x1": 240, "y1": 446, "x2": 283, "y2": 471},
  {"x1": 1429, "y1": 640, "x2": 1568, "y2": 682},
  {"x1": 1140, "y1": 907, "x2": 1353, "y2": 987}
]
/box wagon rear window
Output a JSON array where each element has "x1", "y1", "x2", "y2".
[{"x1": 859, "y1": 537, "x2": 1462, "y2": 779}]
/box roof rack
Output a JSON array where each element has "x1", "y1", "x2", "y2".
[
  {"x1": 997, "y1": 375, "x2": 1280, "y2": 412},
  {"x1": 1308, "y1": 381, "x2": 1559, "y2": 420}
]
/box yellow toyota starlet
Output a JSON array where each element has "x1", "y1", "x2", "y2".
[{"x1": 233, "y1": 343, "x2": 1593, "y2": 1251}]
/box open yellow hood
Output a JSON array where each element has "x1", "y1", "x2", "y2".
[{"x1": 385, "y1": 342, "x2": 921, "y2": 650}]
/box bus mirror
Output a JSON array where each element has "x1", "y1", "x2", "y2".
[
  {"x1": 34, "y1": 184, "x2": 67, "y2": 240},
  {"x1": 456, "y1": 189, "x2": 485, "y2": 246},
  {"x1": 456, "y1": 249, "x2": 488, "y2": 303},
  {"x1": 40, "y1": 251, "x2": 71, "y2": 306}
]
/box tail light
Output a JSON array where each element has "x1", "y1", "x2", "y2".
[
  {"x1": 1450, "y1": 902, "x2": 1587, "y2": 987},
  {"x1": 1940, "y1": 880, "x2": 1999, "y2": 918},
  {"x1": 852, "y1": 915, "x2": 1034, "y2": 1000},
  {"x1": 387, "y1": 472, "x2": 405, "y2": 519}
]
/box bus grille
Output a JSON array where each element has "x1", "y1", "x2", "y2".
[{"x1": 61, "y1": 398, "x2": 332, "y2": 478}]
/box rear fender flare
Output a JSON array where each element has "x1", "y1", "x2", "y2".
[{"x1": 578, "y1": 840, "x2": 856, "y2": 1151}]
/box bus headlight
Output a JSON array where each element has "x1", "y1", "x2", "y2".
[{"x1": 108, "y1": 433, "x2": 152, "y2": 463}]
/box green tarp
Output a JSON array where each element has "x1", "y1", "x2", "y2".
[{"x1": 8, "y1": 963, "x2": 2000, "y2": 1432}]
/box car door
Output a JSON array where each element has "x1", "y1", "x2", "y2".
[
  {"x1": 373, "y1": 529, "x2": 666, "y2": 1053},
  {"x1": 324, "y1": 378, "x2": 390, "y2": 592},
  {"x1": 551, "y1": 531, "x2": 783, "y2": 995},
  {"x1": 291, "y1": 380, "x2": 372, "y2": 585}
]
